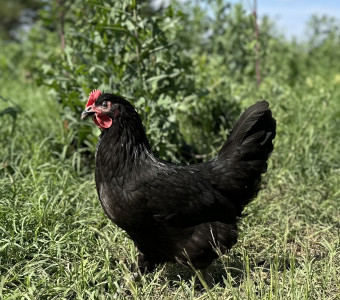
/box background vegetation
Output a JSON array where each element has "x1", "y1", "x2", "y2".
[{"x1": 0, "y1": 0, "x2": 339, "y2": 299}]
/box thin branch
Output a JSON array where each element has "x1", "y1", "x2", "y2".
[{"x1": 252, "y1": 0, "x2": 261, "y2": 86}]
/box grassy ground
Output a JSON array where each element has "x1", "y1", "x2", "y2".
[{"x1": 0, "y1": 77, "x2": 339, "y2": 299}]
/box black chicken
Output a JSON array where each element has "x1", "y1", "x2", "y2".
[{"x1": 81, "y1": 90, "x2": 276, "y2": 275}]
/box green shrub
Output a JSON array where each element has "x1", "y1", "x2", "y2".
[{"x1": 37, "y1": 0, "x2": 272, "y2": 162}]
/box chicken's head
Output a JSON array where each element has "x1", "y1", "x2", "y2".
[{"x1": 81, "y1": 89, "x2": 137, "y2": 130}]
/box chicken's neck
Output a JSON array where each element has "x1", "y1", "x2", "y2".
[{"x1": 95, "y1": 117, "x2": 154, "y2": 180}]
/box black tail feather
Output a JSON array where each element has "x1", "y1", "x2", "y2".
[{"x1": 214, "y1": 100, "x2": 276, "y2": 216}]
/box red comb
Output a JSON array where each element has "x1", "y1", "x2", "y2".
[{"x1": 86, "y1": 89, "x2": 102, "y2": 107}]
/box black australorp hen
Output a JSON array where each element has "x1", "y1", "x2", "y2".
[{"x1": 81, "y1": 90, "x2": 276, "y2": 275}]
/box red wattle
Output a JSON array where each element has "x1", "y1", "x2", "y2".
[{"x1": 94, "y1": 114, "x2": 112, "y2": 129}]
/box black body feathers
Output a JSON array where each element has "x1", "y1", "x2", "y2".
[{"x1": 93, "y1": 96, "x2": 276, "y2": 271}]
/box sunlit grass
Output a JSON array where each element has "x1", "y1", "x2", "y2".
[{"x1": 0, "y1": 77, "x2": 339, "y2": 299}]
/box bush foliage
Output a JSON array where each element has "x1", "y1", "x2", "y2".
[{"x1": 33, "y1": 0, "x2": 280, "y2": 161}]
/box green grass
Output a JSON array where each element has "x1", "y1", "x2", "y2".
[{"x1": 0, "y1": 77, "x2": 339, "y2": 299}]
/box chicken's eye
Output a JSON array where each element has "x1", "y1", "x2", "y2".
[{"x1": 101, "y1": 101, "x2": 108, "y2": 108}]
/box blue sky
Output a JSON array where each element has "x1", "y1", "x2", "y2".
[{"x1": 232, "y1": 0, "x2": 340, "y2": 39}]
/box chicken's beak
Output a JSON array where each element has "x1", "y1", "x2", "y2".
[{"x1": 81, "y1": 106, "x2": 95, "y2": 120}]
